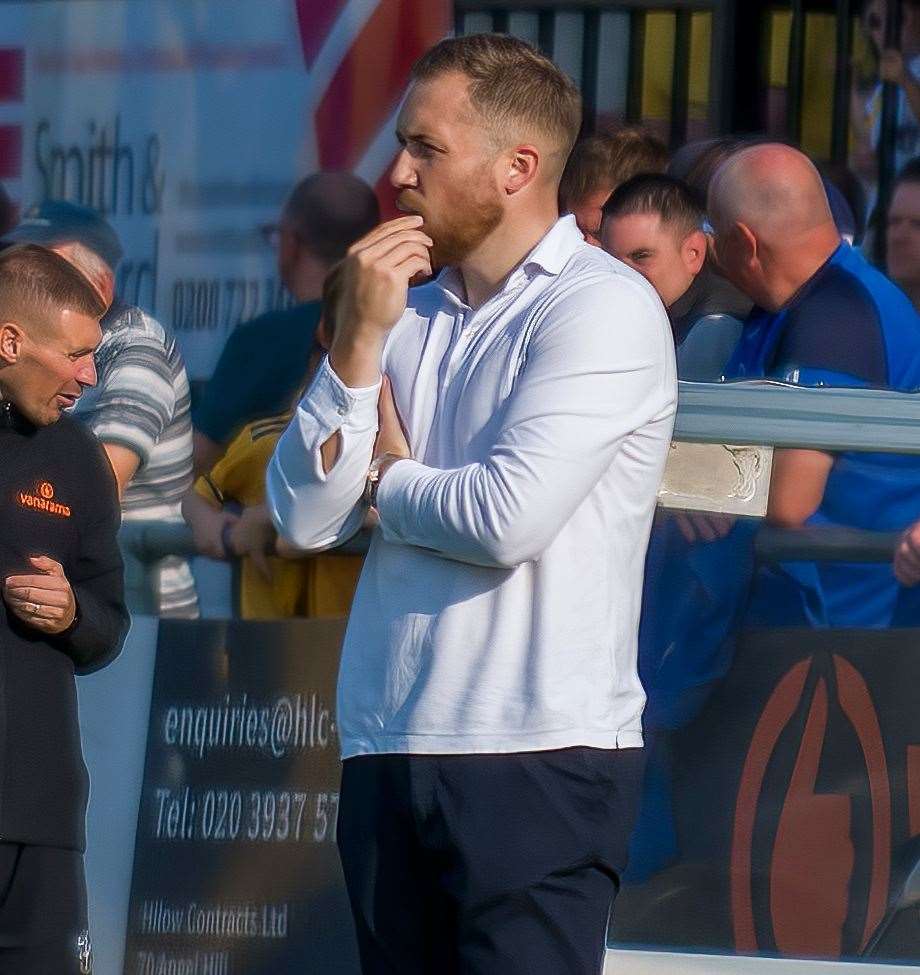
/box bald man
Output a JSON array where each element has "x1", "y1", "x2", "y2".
[{"x1": 709, "y1": 143, "x2": 920, "y2": 627}]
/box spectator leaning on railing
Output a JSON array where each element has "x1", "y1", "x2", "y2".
[
  {"x1": 192, "y1": 172, "x2": 380, "y2": 476},
  {"x1": 709, "y1": 143, "x2": 920, "y2": 627},
  {"x1": 4, "y1": 201, "x2": 199, "y2": 618},
  {"x1": 181, "y1": 262, "x2": 363, "y2": 620}
]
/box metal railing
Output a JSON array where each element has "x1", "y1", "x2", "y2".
[
  {"x1": 120, "y1": 380, "x2": 920, "y2": 614},
  {"x1": 674, "y1": 379, "x2": 920, "y2": 453}
]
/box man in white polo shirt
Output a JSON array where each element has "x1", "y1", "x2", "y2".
[{"x1": 268, "y1": 33, "x2": 676, "y2": 975}]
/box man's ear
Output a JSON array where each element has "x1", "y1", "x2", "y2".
[
  {"x1": 682, "y1": 229, "x2": 708, "y2": 276},
  {"x1": 0, "y1": 322, "x2": 23, "y2": 366},
  {"x1": 737, "y1": 221, "x2": 759, "y2": 266},
  {"x1": 504, "y1": 145, "x2": 540, "y2": 196}
]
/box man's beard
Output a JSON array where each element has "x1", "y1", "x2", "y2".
[{"x1": 399, "y1": 186, "x2": 503, "y2": 270}]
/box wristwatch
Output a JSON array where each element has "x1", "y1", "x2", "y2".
[{"x1": 364, "y1": 453, "x2": 405, "y2": 509}]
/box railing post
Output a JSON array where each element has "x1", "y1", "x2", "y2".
[
  {"x1": 876, "y1": 0, "x2": 904, "y2": 266},
  {"x1": 832, "y1": 0, "x2": 854, "y2": 163},
  {"x1": 671, "y1": 9, "x2": 692, "y2": 148},
  {"x1": 787, "y1": 0, "x2": 806, "y2": 145}
]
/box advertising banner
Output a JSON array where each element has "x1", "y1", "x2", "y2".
[
  {"x1": 0, "y1": 0, "x2": 450, "y2": 380},
  {"x1": 124, "y1": 618, "x2": 356, "y2": 975},
  {"x1": 107, "y1": 620, "x2": 920, "y2": 970},
  {"x1": 611, "y1": 629, "x2": 920, "y2": 964}
]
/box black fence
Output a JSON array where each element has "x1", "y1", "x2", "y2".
[
  {"x1": 454, "y1": 1, "x2": 730, "y2": 147},
  {"x1": 455, "y1": 1, "x2": 900, "y2": 187}
]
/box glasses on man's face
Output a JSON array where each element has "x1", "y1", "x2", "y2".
[{"x1": 260, "y1": 223, "x2": 282, "y2": 248}]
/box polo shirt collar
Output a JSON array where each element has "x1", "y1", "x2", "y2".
[{"x1": 520, "y1": 213, "x2": 583, "y2": 276}]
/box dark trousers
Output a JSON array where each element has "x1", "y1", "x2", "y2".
[
  {"x1": 337, "y1": 746, "x2": 644, "y2": 975},
  {"x1": 0, "y1": 843, "x2": 89, "y2": 974}
]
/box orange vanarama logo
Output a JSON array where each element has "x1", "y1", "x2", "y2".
[{"x1": 17, "y1": 480, "x2": 71, "y2": 517}]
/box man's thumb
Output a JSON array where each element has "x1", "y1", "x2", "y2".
[{"x1": 29, "y1": 556, "x2": 61, "y2": 575}]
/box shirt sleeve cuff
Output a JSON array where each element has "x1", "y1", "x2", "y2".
[
  {"x1": 194, "y1": 474, "x2": 223, "y2": 506},
  {"x1": 88, "y1": 426, "x2": 152, "y2": 468},
  {"x1": 302, "y1": 355, "x2": 380, "y2": 438}
]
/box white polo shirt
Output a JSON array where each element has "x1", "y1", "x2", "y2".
[{"x1": 267, "y1": 215, "x2": 677, "y2": 759}]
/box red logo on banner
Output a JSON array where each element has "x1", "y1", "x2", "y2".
[
  {"x1": 730, "y1": 656, "x2": 891, "y2": 957},
  {"x1": 0, "y1": 48, "x2": 23, "y2": 186}
]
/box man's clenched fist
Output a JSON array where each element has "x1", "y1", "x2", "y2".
[
  {"x1": 338, "y1": 215, "x2": 433, "y2": 337},
  {"x1": 329, "y1": 216, "x2": 433, "y2": 390},
  {"x1": 3, "y1": 556, "x2": 77, "y2": 635}
]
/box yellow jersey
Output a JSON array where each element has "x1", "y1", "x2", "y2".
[{"x1": 195, "y1": 413, "x2": 362, "y2": 620}]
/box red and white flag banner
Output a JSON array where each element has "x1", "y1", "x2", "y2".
[{"x1": 0, "y1": 0, "x2": 451, "y2": 378}]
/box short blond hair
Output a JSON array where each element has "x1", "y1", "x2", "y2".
[{"x1": 411, "y1": 33, "x2": 582, "y2": 174}]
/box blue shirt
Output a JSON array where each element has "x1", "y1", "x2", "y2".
[
  {"x1": 726, "y1": 242, "x2": 920, "y2": 627},
  {"x1": 193, "y1": 302, "x2": 321, "y2": 445}
]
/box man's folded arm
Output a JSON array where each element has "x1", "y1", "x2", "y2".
[
  {"x1": 55, "y1": 461, "x2": 129, "y2": 673},
  {"x1": 266, "y1": 355, "x2": 380, "y2": 551},
  {"x1": 376, "y1": 281, "x2": 675, "y2": 568}
]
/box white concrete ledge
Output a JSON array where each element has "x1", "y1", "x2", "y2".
[{"x1": 605, "y1": 949, "x2": 919, "y2": 974}]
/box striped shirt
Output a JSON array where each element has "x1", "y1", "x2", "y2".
[{"x1": 74, "y1": 300, "x2": 198, "y2": 617}]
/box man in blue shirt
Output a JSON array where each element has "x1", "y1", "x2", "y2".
[
  {"x1": 627, "y1": 144, "x2": 920, "y2": 884},
  {"x1": 192, "y1": 172, "x2": 379, "y2": 475},
  {"x1": 709, "y1": 143, "x2": 920, "y2": 627}
]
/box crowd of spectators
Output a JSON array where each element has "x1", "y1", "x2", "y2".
[
  {"x1": 567, "y1": 127, "x2": 920, "y2": 882},
  {"x1": 7, "y1": 32, "x2": 920, "y2": 908},
  {"x1": 6, "y1": 25, "x2": 920, "y2": 643},
  {"x1": 10, "y1": 124, "x2": 920, "y2": 632}
]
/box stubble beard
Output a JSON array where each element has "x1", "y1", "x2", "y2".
[{"x1": 399, "y1": 184, "x2": 503, "y2": 271}]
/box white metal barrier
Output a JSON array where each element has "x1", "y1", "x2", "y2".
[{"x1": 605, "y1": 949, "x2": 920, "y2": 974}]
